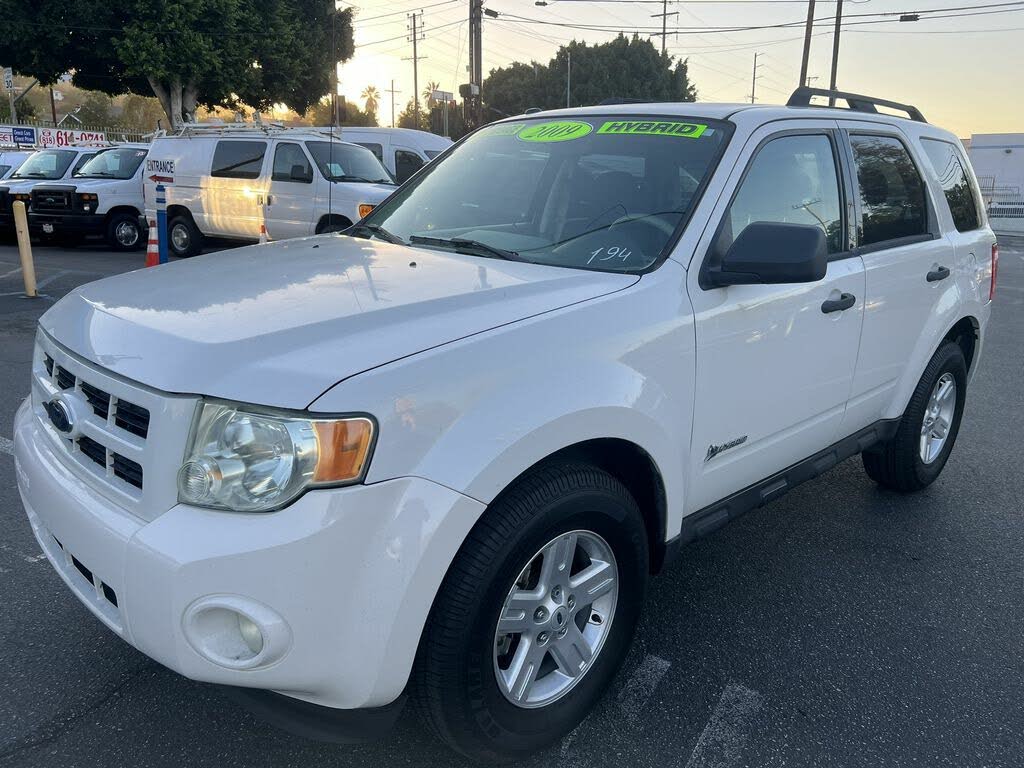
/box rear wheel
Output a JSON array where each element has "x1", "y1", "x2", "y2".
[
  {"x1": 862, "y1": 341, "x2": 968, "y2": 491},
  {"x1": 106, "y1": 212, "x2": 144, "y2": 251},
  {"x1": 168, "y1": 214, "x2": 203, "y2": 258},
  {"x1": 415, "y1": 463, "x2": 648, "y2": 762}
]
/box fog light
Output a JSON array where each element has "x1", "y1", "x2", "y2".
[{"x1": 237, "y1": 613, "x2": 264, "y2": 655}]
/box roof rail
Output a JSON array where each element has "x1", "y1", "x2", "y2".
[{"x1": 786, "y1": 86, "x2": 927, "y2": 123}]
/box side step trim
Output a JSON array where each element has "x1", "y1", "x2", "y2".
[{"x1": 678, "y1": 418, "x2": 901, "y2": 546}]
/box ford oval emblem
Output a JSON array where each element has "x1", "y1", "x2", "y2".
[{"x1": 44, "y1": 398, "x2": 74, "y2": 434}]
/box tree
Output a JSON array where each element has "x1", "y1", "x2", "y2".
[
  {"x1": 304, "y1": 97, "x2": 378, "y2": 128},
  {"x1": 396, "y1": 98, "x2": 429, "y2": 131},
  {"x1": 76, "y1": 91, "x2": 114, "y2": 125},
  {"x1": 361, "y1": 85, "x2": 380, "y2": 118},
  {"x1": 0, "y1": 0, "x2": 355, "y2": 129},
  {"x1": 120, "y1": 94, "x2": 170, "y2": 131},
  {"x1": 482, "y1": 35, "x2": 697, "y2": 118}
]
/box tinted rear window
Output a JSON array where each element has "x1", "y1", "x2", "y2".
[
  {"x1": 920, "y1": 139, "x2": 981, "y2": 233},
  {"x1": 211, "y1": 141, "x2": 267, "y2": 179}
]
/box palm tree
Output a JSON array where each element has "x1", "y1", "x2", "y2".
[
  {"x1": 361, "y1": 85, "x2": 380, "y2": 118},
  {"x1": 422, "y1": 81, "x2": 441, "y2": 108}
]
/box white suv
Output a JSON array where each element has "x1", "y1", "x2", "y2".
[{"x1": 13, "y1": 89, "x2": 997, "y2": 762}]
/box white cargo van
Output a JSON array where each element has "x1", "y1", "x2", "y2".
[
  {"x1": 0, "y1": 147, "x2": 99, "y2": 236},
  {"x1": 143, "y1": 125, "x2": 396, "y2": 257},
  {"x1": 0, "y1": 150, "x2": 32, "y2": 180},
  {"x1": 27, "y1": 144, "x2": 150, "y2": 250},
  {"x1": 337, "y1": 127, "x2": 453, "y2": 183}
]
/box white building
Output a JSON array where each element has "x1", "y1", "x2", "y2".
[{"x1": 968, "y1": 133, "x2": 1024, "y2": 235}]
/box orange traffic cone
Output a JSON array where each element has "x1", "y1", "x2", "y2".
[
  {"x1": 145, "y1": 219, "x2": 159, "y2": 267},
  {"x1": 259, "y1": 223, "x2": 268, "y2": 244}
]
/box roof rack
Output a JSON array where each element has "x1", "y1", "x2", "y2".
[
  {"x1": 174, "y1": 120, "x2": 289, "y2": 137},
  {"x1": 786, "y1": 86, "x2": 927, "y2": 123}
]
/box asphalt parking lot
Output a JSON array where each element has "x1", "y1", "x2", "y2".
[{"x1": 0, "y1": 237, "x2": 1022, "y2": 768}]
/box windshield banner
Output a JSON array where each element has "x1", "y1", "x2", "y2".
[{"x1": 596, "y1": 121, "x2": 708, "y2": 138}]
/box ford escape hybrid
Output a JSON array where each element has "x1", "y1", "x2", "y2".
[{"x1": 14, "y1": 88, "x2": 996, "y2": 762}]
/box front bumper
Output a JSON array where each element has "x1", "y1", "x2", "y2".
[
  {"x1": 28, "y1": 211, "x2": 105, "y2": 239},
  {"x1": 14, "y1": 397, "x2": 485, "y2": 711}
]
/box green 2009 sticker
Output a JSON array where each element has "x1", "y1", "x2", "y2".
[
  {"x1": 597, "y1": 120, "x2": 708, "y2": 138},
  {"x1": 517, "y1": 120, "x2": 593, "y2": 142}
]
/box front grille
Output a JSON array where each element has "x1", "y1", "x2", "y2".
[
  {"x1": 45, "y1": 354, "x2": 150, "y2": 438},
  {"x1": 30, "y1": 188, "x2": 72, "y2": 213},
  {"x1": 0, "y1": 189, "x2": 10, "y2": 214},
  {"x1": 34, "y1": 333, "x2": 200, "y2": 522},
  {"x1": 52, "y1": 535, "x2": 120, "y2": 611}
]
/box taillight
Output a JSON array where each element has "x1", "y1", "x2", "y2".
[{"x1": 990, "y1": 242, "x2": 999, "y2": 301}]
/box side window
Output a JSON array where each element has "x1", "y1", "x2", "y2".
[
  {"x1": 356, "y1": 142, "x2": 384, "y2": 162},
  {"x1": 720, "y1": 134, "x2": 844, "y2": 254},
  {"x1": 920, "y1": 138, "x2": 981, "y2": 232},
  {"x1": 271, "y1": 142, "x2": 312, "y2": 183},
  {"x1": 211, "y1": 140, "x2": 267, "y2": 179},
  {"x1": 850, "y1": 135, "x2": 927, "y2": 246},
  {"x1": 395, "y1": 150, "x2": 425, "y2": 184}
]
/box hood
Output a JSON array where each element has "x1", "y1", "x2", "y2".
[
  {"x1": 351, "y1": 182, "x2": 395, "y2": 202},
  {"x1": 41, "y1": 235, "x2": 637, "y2": 409},
  {"x1": 0, "y1": 179, "x2": 47, "y2": 194}
]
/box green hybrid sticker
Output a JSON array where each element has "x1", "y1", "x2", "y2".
[
  {"x1": 597, "y1": 120, "x2": 708, "y2": 138},
  {"x1": 517, "y1": 120, "x2": 594, "y2": 143}
]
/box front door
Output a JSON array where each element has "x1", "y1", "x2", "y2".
[
  {"x1": 265, "y1": 141, "x2": 315, "y2": 240},
  {"x1": 686, "y1": 122, "x2": 865, "y2": 511}
]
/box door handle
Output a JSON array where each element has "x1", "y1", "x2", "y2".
[
  {"x1": 266, "y1": 194, "x2": 274, "y2": 206},
  {"x1": 821, "y1": 292, "x2": 856, "y2": 314},
  {"x1": 926, "y1": 266, "x2": 950, "y2": 282}
]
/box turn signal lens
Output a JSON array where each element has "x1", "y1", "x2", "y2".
[
  {"x1": 990, "y1": 242, "x2": 999, "y2": 301},
  {"x1": 358, "y1": 203, "x2": 375, "y2": 219},
  {"x1": 313, "y1": 420, "x2": 374, "y2": 483}
]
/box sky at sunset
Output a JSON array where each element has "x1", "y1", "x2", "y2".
[{"x1": 338, "y1": 0, "x2": 1023, "y2": 138}]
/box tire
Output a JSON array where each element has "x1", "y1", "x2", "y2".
[
  {"x1": 316, "y1": 217, "x2": 352, "y2": 234},
  {"x1": 168, "y1": 214, "x2": 203, "y2": 258},
  {"x1": 415, "y1": 462, "x2": 649, "y2": 763},
  {"x1": 106, "y1": 211, "x2": 144, "y2": 251},
  {"x1": 862, "y1": 340, "x2": 968, "y2": 492}
]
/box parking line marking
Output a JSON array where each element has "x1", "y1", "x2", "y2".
[
  {"x1": 617, "y1": 653, "x2": 672, "y2": 727},
  {"x1": 34, "y1": 270, "x2": 71, "y2": 290},
  {"x1": 683, "y1": 683, "x2": 764, "y2": 768},
  {"x1": 0, "y1": 436, "x2": 13, "y2": 456}
]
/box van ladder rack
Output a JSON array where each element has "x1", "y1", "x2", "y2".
[
  {"x1": 786, "y1": 87, "x2": 927, "y2": 123},
  {"x1": 175, "y1": 121, "x2": 289, "y2": 138}
]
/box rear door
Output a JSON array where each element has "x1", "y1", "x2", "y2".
[
  {"x1": 686, "y1": 121, "x2": 866, "y2": 511},
  {"x1": 206, "y1": 139, "x2": 268, "y2": 238},
  {"x1": 265, "y1": 141, "x2": 315, "y2": 240},
  {"x1": 836, "y1": 122, "x2": 956, "y2": 433}
]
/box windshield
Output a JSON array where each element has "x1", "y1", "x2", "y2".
[
  {"x1": 357, "y1": 115, "x2": 730, "y2": 273},
  {"x1": 305, "y1": 141, "x2": 394, "y2": 184},
  {"x1": 12, "y1": 150, "x2": 77, "y2": 180},
  {"x1": 74, "y1": 147, "x2": 148, "y2": 179},
  {"x1": 0, "y1": 165, "x2": 10, "y2": 178}
]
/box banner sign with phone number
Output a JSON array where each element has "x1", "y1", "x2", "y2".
[{"x1": 0, "y1": 125, "x2": 106, "y2": 148}]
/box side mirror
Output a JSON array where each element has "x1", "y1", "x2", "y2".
[
  {"x1": 291, "y1": 164, "x2": 311, "y2": 182},
  {"x1": 703, "y1": 221, "x2": 828, "y2": 288}
]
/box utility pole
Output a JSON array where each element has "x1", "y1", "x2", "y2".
[
  {"x1": 385, "y1": 80, "x2": 400, "y2": 128},
  {"x1": 750, "y1": 52, "x2": 762, "y2": 104},
  {"x1": 566, "y1": 51, "x2": 571, "y2": 108},
  {"x1": 470, "y1": 0, "x2": 483, "y2": 127},
  {"x1": 650, "y1": 0, "x2": 678, "y2": 57},
  {"x1": 49, "y1": 87, "x2": 57, "y2": 124},
  {"x1": 405, "y1": 11, "x2": 426, "y2": 125},
  {"x1": 828, "y1": 0, "x2": 844, "y2": 105},
  {"x1": 798, "y1": 0, "x2": 816, "y2": 89}
]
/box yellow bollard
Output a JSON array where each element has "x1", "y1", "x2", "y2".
[{"x1": 12, "y1": 201, "x2": 37, "y2": 298}]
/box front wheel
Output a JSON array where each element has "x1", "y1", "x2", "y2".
[
  {"x1": 415, "y1": 463, "x2": 648, "y2": 762},
  {"x1": 862, "y1": 340, "x2": 968, "y2": 491},
  {"x1": 106, "y1": 212, "x2": 144, "y2": 251}
]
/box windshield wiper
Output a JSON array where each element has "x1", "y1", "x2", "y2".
[
  {"x1": 348, "y1": 223, "x2": 406, "y2": 244},
  {"x1": 330, "y1": 174, "x2": 390, "y2": 184},
  {"x1": 17, "y1": 172, "x2": 50, "y2": 178},
  {"x1": 76, "y1": 171, "x2": 116, "y2": 178},
  {"x1": 409, "y1": 235, "x2": 524, "y2": 262}
]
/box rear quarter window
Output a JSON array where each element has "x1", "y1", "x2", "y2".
[{"x1": 919, "y1": 138, "x2": 982, "y2": 233}]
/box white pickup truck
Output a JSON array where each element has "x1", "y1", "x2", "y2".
[{"x1": 14, "y1": 88, "x2": 996, "y2": 762}]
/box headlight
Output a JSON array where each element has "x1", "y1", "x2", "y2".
[{"x1": 177, "y1": 402, "x2": 375, "y2": 512}]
